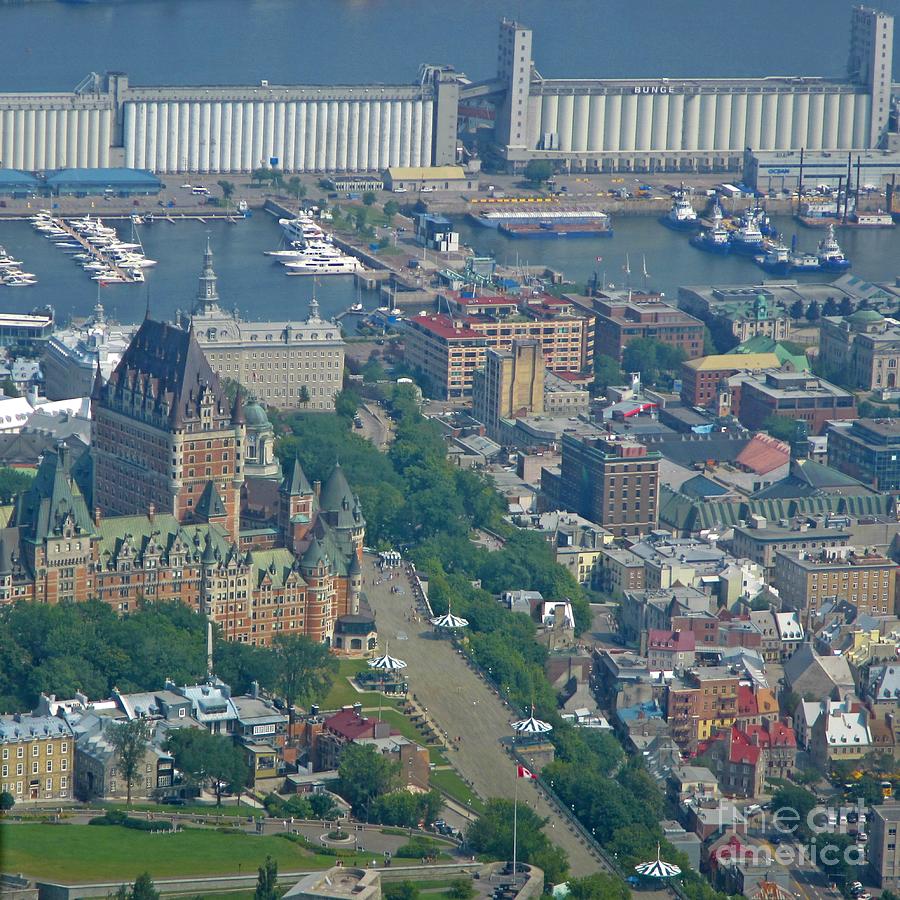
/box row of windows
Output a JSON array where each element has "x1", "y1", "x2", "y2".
[
  {"x1": 2, "y1": 758, "x2": 68, "y2": 776},
  {"x1": 1, "y1": 777, "x2": 66, "y2": 794},
  {"x1": 2, "y1": 743, "x2": 68, "y2": 759}
]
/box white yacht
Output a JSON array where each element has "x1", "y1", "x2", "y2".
[{"x1": 284, "y1": 257, "x2": 363, "y2": 275}]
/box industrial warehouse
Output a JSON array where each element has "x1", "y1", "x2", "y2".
[{"x1": 0, "y1": 6, "x2": 895, "y2": 175}]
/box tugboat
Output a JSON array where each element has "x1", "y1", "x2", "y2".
[
  {"x1": 729, "y1": 213, "x2": 765, "y2": 255},
  {"x1": 755, "y1": 243, "x2": 791, "y2": 274},
  {"x1": 816, "y1": 224, "x2": 851, "y2": 271},
  {"x1": 789, "y1": 252, "x2": 821, "y2": 272},
  {"x1": 691, "y1": 202, "x2": 731, "y2": 254},
  {"x1": 660, "y1": 186, "x2": 699, "y2": 231}
]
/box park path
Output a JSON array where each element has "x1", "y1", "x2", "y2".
[{"x1": 362, "y1": 557, "x2": 609, "y2": 878}]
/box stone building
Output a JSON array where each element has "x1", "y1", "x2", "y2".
[
  {"x1": 819, "y1": 309, "x2": 900, "y2": 390},
  {"x1": 0, "y1": 713, "x2": 75, "y2": 804},
  {"x1": 189, "y1": 240, "x2": 345, "y2": 411}
]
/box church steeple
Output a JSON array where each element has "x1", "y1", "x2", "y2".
[{"x1": 195, "y1": 235, "x2": 220, "y2": 312}]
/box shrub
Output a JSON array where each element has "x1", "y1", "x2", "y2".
[
  {"x1": 88, "y1": 811, "x2": 172, "y2": 831},
  {"x1": 395, "y1": 836, "x2": 440, "y2": 858}
]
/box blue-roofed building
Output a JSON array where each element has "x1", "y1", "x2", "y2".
[
  {"x1": 414, "y1": 212, "x2": 459, "y2": 252},
  {"x1": 45, "y1": 167, "x2": 161, "y2": 197},
  {"x1": 0, "y1": 169, "x2": 40, "y2": 197}
]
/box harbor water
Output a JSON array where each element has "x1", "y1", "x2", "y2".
[
  {"x1": 0, "y1": 214, "x2": 369, "y2": 324},
  {"x1": 453, "y1": 214, "x2": 900, "y2": 300}
]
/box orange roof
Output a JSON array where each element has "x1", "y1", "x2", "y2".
[{"x1": 735, "y1": 433, "x2": 790, "y2": 475}]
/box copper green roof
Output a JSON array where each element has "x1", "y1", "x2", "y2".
[
  {"x1": 12, "y1": 445, "x2": 94, "y2": 543},
  {"x1": 244, "y1": 401, "x2": 269, "y2": 428},
  {"x1": 847, "y1": 308, "x2": 884, "y2": 324},
  {"x1": 281, "y1": 458, "x2": 312, "y2": 496},
  {"x1": 251, "y1": 548, "x2": 303, "y2": 588}
]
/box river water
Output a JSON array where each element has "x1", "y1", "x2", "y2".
[
  {"x1": 1, "y1": 0, "x2": 899, "y2": 322},
  {"x1": 3, "y1": 0, "x2": 897, "y2": 90}
]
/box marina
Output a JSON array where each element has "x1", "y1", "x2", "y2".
[{"x1": 30, "y1": 213, "x2": 155, "y2": 285}]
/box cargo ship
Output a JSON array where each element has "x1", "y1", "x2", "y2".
[{"x1": 498, "y1": 218, "x2": 612, "y2": 238}]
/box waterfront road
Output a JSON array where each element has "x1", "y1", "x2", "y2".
[{"x1": 362, "y1": 556, "x2": 608, "y2": 878}]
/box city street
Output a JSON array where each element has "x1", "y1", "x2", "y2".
[{"x1": 362, "y1": 556, "x2": 611, "y2": 878}]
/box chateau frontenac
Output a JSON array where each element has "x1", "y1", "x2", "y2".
[{"x1": 0, "y1": 317, "x2": 365, "y2": 648}]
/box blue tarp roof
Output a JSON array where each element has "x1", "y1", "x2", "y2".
[
  {"x1": 0, "y1": 169, "x2": 40, "y2": 187},
  {"x1": 45, "y1": 168, "x2": 161, "y2": 186}
]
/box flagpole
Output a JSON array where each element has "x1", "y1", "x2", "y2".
[{"x1": 512, "y1": 769, "x2": 518, "y2": 885}]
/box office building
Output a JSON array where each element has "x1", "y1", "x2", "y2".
[
  {"x1": 0, "y1": 713, "x2": 74, "y2": 804},
  {"x1": 680, "y1": 352, "x2": 781, "y2": 408},
  {"x1": 736, "y1": 371, "x2": 856, "y2": 434},
  {"x1": 592, "y1": 296, "x2": 704, "y2": 362},
  {"x1": 190, "y1": 241, "x2": 345, "y2": 411},
  {"x1": 869, "y1": 803, "x2": 900, "y2": 889},
  {"x1": 828, "y1": 417, "x2": 900, "y2": 490},
  {"x1": 819, "y1": 309, "x2": 900, "y2": 391},
  {"x1": 772, "y1": 548, "x2": 897, "y2": 625},
  {"x1": 472, "y1": 341, "x2": 543, "y2": 438},
  {"x1": 550, "y1": 433, "x2": 660, "y2": 536}
]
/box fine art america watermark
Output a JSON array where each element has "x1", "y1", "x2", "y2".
[{"x1": 712, "y1": 799, "x2": 872, "y2": 869}]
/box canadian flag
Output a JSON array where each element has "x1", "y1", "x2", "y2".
[{"x1": 516, "y1": 765, "x2": 537, "y2": 780}]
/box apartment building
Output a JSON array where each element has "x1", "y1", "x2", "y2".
[
  {"x1": 666, "y1": 668, "x2": 741, "y2": 752},
  {"x1": 404, "y1": 295, "x2": 592, "y2": 399}
]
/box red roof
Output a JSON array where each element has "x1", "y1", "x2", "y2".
[
  {"x1": 735, "y1": 433, "x2": 790, "y2": 475},
  {"x1": 410, "y1": 313, "x2": 482, "y2": 340},
  {"x1": 647, "y1": 628, "x2": 696, "y2": 652},
  {"x1": 324, "y1": 709, "x2": 398, "y2": 741},
  {"x1": 737, "y1": 685, "x2": 758, "y2": 718},
  {"x1": 728, "y1": 727, "x2": 762, "y2": 765},
  {"x1": 746, "y1": 720, "x2": 797, "y2": 749}
]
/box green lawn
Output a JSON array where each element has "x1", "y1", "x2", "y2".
[
  {"x1": 374, "y1": 708, "x2": 432, "y2": 743},
  {"x1": 428, "y1": 746, "x2": 448, "y2": 766},
  {"x1": 429, "y1": 770, "x2": 485, "y2": 814},
  {"x1": 322, "y1": 660, "x2": 384, "y2": 709},
  {"x1": 0, "y1": 823, "x2": 338, "y2": 883}
]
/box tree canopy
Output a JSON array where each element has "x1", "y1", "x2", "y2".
[
  {"x1": 271, "y1": 633, "x2": 338, "y2": 711},
  {"x1": 108, "y1": 718, "x2": 151, "y2": 806},
  {"x1": 466, "y1": 798, "x2": 568, "y2": 886},
  {"x1": 337, "y1": 743, "x2": 398, "y2": 815},
  {"x1": 621, "y1": 337, "x2": 687, "y2": 388},
  {"x1": 166, "y1": 728, "x2": 248, "y2": 805}
]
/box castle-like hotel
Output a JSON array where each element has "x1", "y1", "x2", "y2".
[{"x1": 0, "y1": 275, "x2": 367, "y2": 650}]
